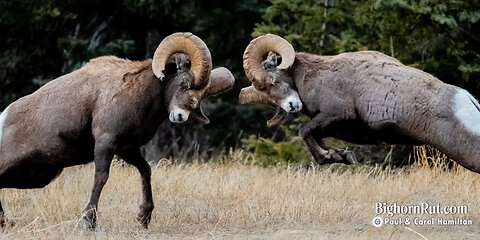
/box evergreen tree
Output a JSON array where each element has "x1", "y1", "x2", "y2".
[
  {"x1": 0, "y1": 0, "x2": 268, "y2": 108},
  {"x1": 254, "y1": 0, "x2": 480, "y2": 94}
]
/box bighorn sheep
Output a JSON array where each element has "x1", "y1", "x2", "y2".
[
  {"x1": 239, "y1": 34, "x2": 480, "y2": 172},
  {"x1": 0, "y1": 32, "x2": 234, "y2": 229}
]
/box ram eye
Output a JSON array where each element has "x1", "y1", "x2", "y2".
[
  {"x1": 269, "y1": 76, "x2": 277, "y2": 86},
  {"x1": 189, "y1": 98, "x2": 199, "y2": 108},
  {"x1": 180, "y1": 79, "x2": 191, "y2": 89}
]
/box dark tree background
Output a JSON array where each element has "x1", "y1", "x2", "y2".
[
  {"x1": 0, "y1": 0, "x2": 268, "y2": 105},
  {"x1": 254, "y1": 0, "x2": 480, "y2": 91},
  {"x1": 1, "y1": 0, "x2": 479, "y2": 163}
]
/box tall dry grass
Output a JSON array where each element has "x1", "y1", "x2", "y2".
[{"x1": 0, "y1": 147, "x2": 480, "y2": 239}]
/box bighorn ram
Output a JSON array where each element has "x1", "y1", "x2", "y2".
[
  {"x1": 239, "y1": 34, "x2": 480, "y2": 172},
  {"x1": 0, "y1": 32, "x2": 234, "y2": 229}
]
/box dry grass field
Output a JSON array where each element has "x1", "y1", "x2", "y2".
[{"x1": 1, "y1": 147, "x2": 480, "y2": 239}]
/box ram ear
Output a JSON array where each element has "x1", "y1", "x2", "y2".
[
  {"x1": 262, "y1": 51, "x2": 279, "y2": 70},
  {"x1": 161, "y1": 54, "x2": 186, "y2": 80},
  {"x1": 161, "y1": 62, "x2": 178, "y2": 78},
  {"x1": 175, "y1": 54, "x2": 191, "y2": 72}
]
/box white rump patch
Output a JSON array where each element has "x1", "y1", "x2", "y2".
[
  {"x1": 454, "y1": 89, "x2": 480, "y2": 135},
  {"x1": 0, "y1": 104, "x2": 11, "y2": 147}
]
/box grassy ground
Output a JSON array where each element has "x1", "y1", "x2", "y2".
[{"x1": 1, "y1": 148, "x2": 480, "y2": 239}]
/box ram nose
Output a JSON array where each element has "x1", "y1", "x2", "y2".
[
  {"x1": 169, "y1": 108, "x2": 190, "y2": 123},
  {"x1": 288, "y1": 101, "x2": 302, "y2": 112},
  {"x1": 281, "y1": 95, "x2": 303, "y2": 113}
]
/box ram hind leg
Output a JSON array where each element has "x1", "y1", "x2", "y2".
[
  {"x1": 0, "y1": 195, "x2": 4, "y2": 227},
  {"x1": 80, "y1": 134, "x2": 114, "y2": 230}
]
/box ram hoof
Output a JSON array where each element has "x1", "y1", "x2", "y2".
[{"x1": 79, "y1": 216, "x2": 96, "y2": 230}]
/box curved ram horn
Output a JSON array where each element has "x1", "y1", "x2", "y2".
[
  {"x1": 238, "y1": 86, "x2": 271, "y2": 105},
  {"x1": 239, "y1": 85, "x2": 288, "y2": 127},
  {"x1": 266, "y1": 108, "x2": 288, "y2": 127},
  {"x1": 191, "y1": 67, "x2": 235, "y2": 125},
  {"x1": 203, "y1": 67, "x2": 235, "y2": 98},
  {"x1": 152, "y1": 32, "x2": 212, "y2": 88},
  {"x1": 243, "y1": 34, "x2": 295, "y2": 88}
]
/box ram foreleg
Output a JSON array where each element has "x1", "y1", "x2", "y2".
[
  {"x1": 117, "y1": 148, "x2": 154, "y2": 229},
  {"x1": 300, "y1": 115, "x2": 356, "y2": 164}
]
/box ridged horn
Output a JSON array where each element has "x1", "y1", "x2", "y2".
[
  {"x1": 204, "y1": 67, "x2": 235, "y2": 98},
  {"x1": 238, "y1": 86, "x2": 271, "y2": 105},
  {"x1": 239, "y1": 85, "x2": 288, "y2": 127},
  {"x1": 152, "y1": 32, "x2": 212, "y2": 88},
  {"x1": 243, "y1": 34, "x2": 295, "y2": 87}
]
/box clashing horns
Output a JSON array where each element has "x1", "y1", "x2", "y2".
[{"x1": 4, "y1": 30, "x2": 480, "y2": 231}]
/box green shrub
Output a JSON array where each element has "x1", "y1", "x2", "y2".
[{"x1": 242, "y1": 134, "x2": 313, "y2": 167}]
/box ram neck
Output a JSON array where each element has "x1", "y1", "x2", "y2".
[
  {"x1": 115, "y1": 59, "x2": 167, "y2": 145},
  {"x1": 291, "y1": 52, "x2": 330, "y2": 118}
]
